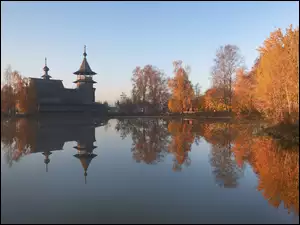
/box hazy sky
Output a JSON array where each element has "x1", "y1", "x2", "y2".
[{"x1": 1, "y1": 1, "x2": 299, "y2": 104}]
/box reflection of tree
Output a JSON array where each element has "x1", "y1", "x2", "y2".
[
  {"x1": 104, "y1": 121, "x2": 111, "y2": 132},
  {"x1": 168, "y1": 120, "x2": 195, "y2": 171},
  {"x1": 203, "y1": 123, "x2": 243, "y2": 188},
  {"x1": 1, "y1": 118, "x2": 37, "y2": 166},
  {"x1": 210, "y1": 144, "x2": 243, "y2": 188},
  {"x1": 231, "y1": 123, "x2": 299, "y2": 216},
  {"x1": 115, "y1": 119, "x2": 170, "y2": 164},
  {"x1": 15, "y1": 119, "x2": 38, "y2": 153},
  {"x1": 230, "y1": 123, "x2": 256, "y2": 168},
  {"x1": 254, "y1": 143, "x2": 299, "y2": 216},
  {"x1": 1, "y1": 119, "x2": 18, "y2": 167},
  {"x1": 115, "y1": 119, "x2": 134, "y2": 139}
]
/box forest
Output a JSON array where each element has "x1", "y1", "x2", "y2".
[
  {"x1": 1, "y1": 25, "x2": 299, "y2": 126},
  {"x1": 116, "y1": 25, "x2": 299, "y2": 125}
]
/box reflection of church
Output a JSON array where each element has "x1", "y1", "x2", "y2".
[
  {"x1": 73, "y1": 125, "x2": 98, "y2": 184},
  {"x1": 28, "y1": 116, "x2": 107, "y2": 183}
]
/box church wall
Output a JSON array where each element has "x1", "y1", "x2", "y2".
[{"x1": 62, "y1": 88, "x2": 83, "y2": 104}]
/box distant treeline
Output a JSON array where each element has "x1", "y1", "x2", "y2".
[
  {"x1": 115, "y1": 25, "x2": 299, "y2": 124},
  {"x1": 1, "y1": 25, "x2": 299, "y2": 125}
]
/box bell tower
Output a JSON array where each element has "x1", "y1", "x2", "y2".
[{"x1": 73, "y1": 46, "x2": 97, "y2": 103}]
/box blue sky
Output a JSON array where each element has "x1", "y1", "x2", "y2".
[{"x1": 1, "y1": 1, "x2": 299, "y2": 104}]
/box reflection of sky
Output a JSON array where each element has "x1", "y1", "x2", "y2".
[{"x1": 1, "y1": 119, "x2": 298, "y2": 224}]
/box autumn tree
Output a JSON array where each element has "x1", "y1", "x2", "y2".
[
  {"x1": 132, "y1": 66, "x2": 148, "y2": 108},
  {"x1": 211, "y1": 45, "x2": 244, "y2": 111},
  {"x1": 192, "y1": 83, "x2": 204, "y2": 111},
  {"x1": 131, "y1": 65, "x2": 169, "y2": 113},
  {"x1": 14, "y1": 74, "x2": 37, "y2": 114},
  {"x1": 254, "y1": 25, "x2": 299, "y2": 123},
  {"x1": 1, "y1": 85, "x2": 15, "y2": 114},
  {"x1": 1, "y1": 66, "x2": 15, "y2": 114},
  {"x1": 232, "y1": 67, "x2": 256, "y2": 115},
  {"x1": 168, "y1": 60, "x2": 194, "y2": 113},
  {"x1": 1, "y1": 66, "x2": 37, "y2": 115}
]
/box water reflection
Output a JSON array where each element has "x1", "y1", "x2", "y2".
[
  {"x1": 231, "y1": 124, "x2": 299, "y2": 216},
  {"x1": 115, "y1": 118, "x2": 170, "y2": 164},
  {"x1": 203, "y1": 123, "x2": 244, "y2": 188},
  {"x1": 114, "y1": 118, "x2": 299, "y2": 216},
  {"x1": 1, "y1": 116, "x2": 108, "y2": 183},
  {"x1": 1, "y1": 117, "x2": 299, "y2": 218},
  {"x1": 167, "y1": 119, "x2": 196, "y2": 171}
]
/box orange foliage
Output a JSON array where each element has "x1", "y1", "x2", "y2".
[
  {"x1": 1, "y1": 68, "x2": 37, "y2": 114},
  {"x1": 1, "y1": 85, "x2": 15, "y2": 114},
  {"x1": 251, "y1": 137, "x2": 298, "y2": 215},
  {"x1": 168, "y1": 61, "x2": 194, "y2": 113},
  {"x1": 231, "y1": 124, "x2": 299, "y2": 215},
  {"x1": 204, "y1": 88, "x2": 228, "y2": 111},
  {"x1": 205, "y1": 25, "x2": 298, "y2": 124},
  {"x1": 15, "y1": 77, "x2": 37, "y2": 114},
  {"x1": 1, "y1": 118, "x2": 37, "y2": 166},
  {"x1": 168, "y1": 120, "x2": 195, "y2": 171},
  {"x1": 254, "y1": 25, "x2": 299, "y2": 123},
  {"x1": 232, "y1": 68, "x2": 256, "y2": 115}
]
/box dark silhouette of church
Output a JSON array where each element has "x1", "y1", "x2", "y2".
[{"x1": 30, "y1": 46, "x2": 106, "y2": 113}]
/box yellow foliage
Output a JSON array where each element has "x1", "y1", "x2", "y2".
[
  {"x1": 204, "y1": 87, "x2": 229, "y2": 111},
  {"x1": 168, "y1": 61, "x2": 194, "y2": 113},
  {"x1": 168, "y1": 120, "x2": 195, "y2": 170},
  {"x1": 254, "y1": 25, "x2": 299, "y2": 123}
]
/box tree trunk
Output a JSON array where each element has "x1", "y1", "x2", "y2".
[
  {"x1": 285, "y1": 83, "x2": 292, "y2": 122},
  {"x1": 229, "y1": 76, "x2": 232, "y2": 112}
]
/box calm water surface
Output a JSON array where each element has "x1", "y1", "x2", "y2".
[{"x1": 1, "y1": 117, "x2": 299, "y2": 224}]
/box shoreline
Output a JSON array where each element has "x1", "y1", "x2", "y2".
[
  {"x1": 2, "y1": 112, "x2": 233, "y2": 120},
  {"x1": 2, "y1": 112, "x2": 298, "y2": 148}
]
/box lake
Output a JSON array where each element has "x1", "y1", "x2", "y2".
[{"x1": 1, "y1": 117, "x2": 299, "y2": 224}]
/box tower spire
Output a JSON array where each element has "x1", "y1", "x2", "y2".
[
  {"x1": 73, "y1": 45, "x2": 97, "y2": 76},
  {"x1": 83, "y1": 45, "x2": 87, "y2": 57},
  {"x1": 42, "y1": 57, "x2": 51, "y2": 80},
  {"x1": 42, "y1": 151, "x2": 52, "y2": 172}
]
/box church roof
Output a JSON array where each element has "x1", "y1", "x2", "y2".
[
  {"x1": 42, "y1": 74, "x2": 52, "y2": 79},
  {"x1": 73, "y1": 145, "x2": 97, "y2": 151},
  {"x1": 73, "y1": 78, "x2": 97, "y2": 84},
  {"x1": 74, "y1": 153, "x2": 97, "y2": 171},
  {"x1": 73, "y1": 46, "x2": 97, "y2": 76}
]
